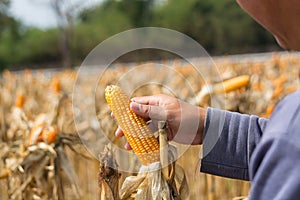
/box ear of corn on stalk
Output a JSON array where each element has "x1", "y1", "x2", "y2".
[
  {"x1": 190, "y1": 75, "x2": 250, "y2": 106},
  {"x1": 27, "y1": 114, "x2": 57, "y2": 146},
  {"x1": 52, "y1": 78, "x2": 61, "y2": 94},
  {"x1": 105, "y1": 85, "x2": 160, "y2": 166},
  {"x1": 15, "y1": 93, "x2": 25, "y2": 108},
  {"x1": 213, "y1": 75, "x2": 250, "y2": 94}
]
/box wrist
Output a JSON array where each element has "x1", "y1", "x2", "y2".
[{"x1": 193, "y1": 107, "x2": 206, "y2": 145}]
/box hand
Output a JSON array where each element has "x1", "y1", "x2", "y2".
[{"x1": 114, "y1": 94, "x2": 206, "y2": 150}]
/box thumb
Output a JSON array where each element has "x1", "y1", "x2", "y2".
[{"x1": 130, "y1": 101, "x2": 166, "y2": 121}]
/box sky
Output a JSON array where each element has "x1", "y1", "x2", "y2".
[{"x1": 9, "y1": 0, "x2": 102, "y2": 29}]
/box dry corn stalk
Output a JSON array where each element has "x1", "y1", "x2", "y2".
[
  {"x1": 98, "y1": 145, "x2": 121, "y2": 200},
  {"x1": 0, "y1": 74, "x2": 87, "y2": 200}
]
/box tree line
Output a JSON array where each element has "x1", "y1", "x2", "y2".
[{"x1": 0, "y1": 0, "x2": 280, "y2": 70}]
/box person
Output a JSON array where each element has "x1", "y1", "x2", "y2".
[{"x1": 115, "y1": 0, "x2": 300, "y2": 199}]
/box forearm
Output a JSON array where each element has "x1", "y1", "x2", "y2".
[{"x1": 200, "y1": 107, "x2": 268, "y2": 180}]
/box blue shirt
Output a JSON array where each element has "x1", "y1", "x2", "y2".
[{"x1": 201, "y1": 89, "x2": 300, "y2": 200}]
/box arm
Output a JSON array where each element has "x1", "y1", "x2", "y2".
[
  {"x1": 201, "y1": 108, "x2": 268, "y2": 180},
  {"x1": 249, "y1": 90, "x2": 300, "y2": 199},
  {"x1": 114, "y1": 94, "x2": 268, "y2": 181}
]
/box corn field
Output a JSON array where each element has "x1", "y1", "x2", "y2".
[{"x1": 0, "y1": 52, "x2": 299, "y2": 199}]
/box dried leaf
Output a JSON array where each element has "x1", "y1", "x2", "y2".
[
  {"x1": 233, "y1": 197, "x2": 248, "y2": 200},
  {"x1": 120, "y1": 175, "x2": 146, "y2": 199},
  {"x1": 174, "y1": 165, "x2": 189, "y2": 199},
  {"x1": 11, "y1": 174, "x2": 33, "y2": 199},
  {"x1": 135, "y1": 177, "x2": 150, "y2": 200},
  {"x1": 100, "y1": 181, "x2": 115, "y2": 200},
  {"x1": 0, "y1": 168, "x2": 10, "y2": 179},
  {"x1": 55, "y1": 145, "x2": 81, "y2": 198},
  {"x1": 98, "y1": 144, "x2": 121, "y2": 200},
  {"x1": 120, "y1": 162, "x2": 174, "y2": 200},
  {"x1": 21, "y1": 150, "x2": 46, "y2": 171}
]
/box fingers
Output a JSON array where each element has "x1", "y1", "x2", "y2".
[
  {"x1": 113, "y1": 95, "x2": 168, "y2": 151},
  {"x1": 131, "y1": 95, "x2": 161, "y2": 105},
  {"x1": 115, "y1": 126, "x2": 123, "y2": 137},
  {"x1": 115, "y1": 126, "x2": 132, "y2": 150},
  {"x1": 112, "y1": 113, "x2": 132, "y2": 150},
  {"x1": 112, "y1": 111, "x2": 121, "y2": 136},
  {"x1": 124, "y1": 142, "x2": 132, "y2": 150},
  {"x1": 130, "y1": 101, "x2": 166, "y2": 121},
  {"x1": 112, "y1": 114, "x2": 124, "y2": 137}
]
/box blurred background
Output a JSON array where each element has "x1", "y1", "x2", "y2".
[{"x1": 0, "y1": 0, "x2": 281, "y2": 71}]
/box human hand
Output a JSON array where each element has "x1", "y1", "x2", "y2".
[{"x1": 114, "y1": 94, "x2": 206, "y2": 150}]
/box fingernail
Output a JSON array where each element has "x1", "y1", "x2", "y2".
[
  {"x1": 115, "y1": 127, "x2": 122, "y2": 137},
  {"x1": 115, "y1": 130, "x2": 120, "y2": 136},
  {"x1": 130, "y1": 102, "x2": 140, "y2": 111},
  {"x1": 124, "y1": 143, "x2": 131, "y2": 150}
]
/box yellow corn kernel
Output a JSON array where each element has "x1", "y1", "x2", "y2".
[
  {"x1": 213, "y1": 75, "x2": 250, "y2": 94},
  {"x1": 105, "y1": 85, "x2": 159, "y2": 165}
]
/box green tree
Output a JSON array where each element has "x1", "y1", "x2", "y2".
[
  {"x1": 73, "y1": 1, "x2": 134, "y2": 63},
  {"x1": 151, "y1": 0, "x2": 276, "y2": 54},
  {"x1": 0, "y1": 0, "x2": 21, "y2": 69},
  {"x1": 0, "y1": 0, "x2": 278, "y2": 70},
  {"x1": 0, "y1": 0, "x2": 10, "y2": 33}
]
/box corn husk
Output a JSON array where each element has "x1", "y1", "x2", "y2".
[
  {"x1": 98, "y1": 145, "x2": 121, "y2": 200},
  {"x1": 120, "y1": 145, "x2": 189, "y2": 200}
]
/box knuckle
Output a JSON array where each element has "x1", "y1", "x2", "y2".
[
  {"x1": 165, "y1": 109, "x2": 172, "y2": 120},
  {"x1": 142, "y1": 105, "x2": 151, "y2": 114}
]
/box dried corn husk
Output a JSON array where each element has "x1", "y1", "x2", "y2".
[
  {"x1": 98, "y1": 145, "x2": 121, "y2": 200},
  {"x1": 233, "y1": 196, "x2": 248, "y2": 200},
  {"x1": 119, "y1": 145, "x2": 189, "y2": 200}
]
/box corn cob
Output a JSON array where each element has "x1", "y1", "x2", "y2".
[
  {"x1": 15, "y1": 93, "x2": 25, "y2": 108},
  {"x1": 52, "y1": 77, "x2": 61, "y2": 94},
  {"x1": 213, "y1": 75, "x2": 250, "y2": 94},
  {"x1": 27, "y1": 114, "x2": 57, "y2": 146},
  {"x1": 105, "y1": 85, "x2": 159, "y2": 165}
]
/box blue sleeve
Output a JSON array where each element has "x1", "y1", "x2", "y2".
[
  {"x1": 249, "y1": 90, "x2": 300, "y2": 199},
  {"x1": 200, "y1": 107, "x2": 269, "y2": 180},
  {"x1": 200, "y1": 90, "x2": 300, "y2": 200}
]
